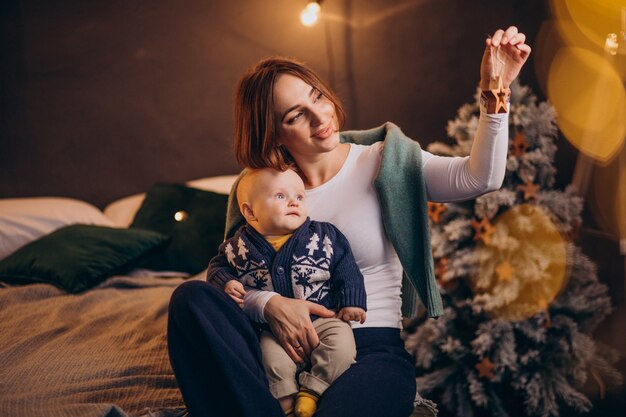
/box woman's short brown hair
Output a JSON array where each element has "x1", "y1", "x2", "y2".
[{"x1": 233, "y1": 57, "x2": 346, "y2": 170}]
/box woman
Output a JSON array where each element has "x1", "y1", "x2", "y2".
[{"x1": 168, "y1": 26, "x2": 531, "y2": 417}]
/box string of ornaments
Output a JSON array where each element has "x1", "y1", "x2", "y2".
[{"x1": 407, "y1": 78, "x2": 622, "y2": 417}]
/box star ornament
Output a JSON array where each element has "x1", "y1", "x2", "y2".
[
  {"x1": 495, "y1": 260, "x2": 514, "y2": 283},
  {"x1": 517, "y1": 180, "x2": 540, "y2": 201},
  {"x1": 471, "y1": 217, "x2": 495, "y2": 245},
  {"x1": 427, "y1": 202, "x2": 446, "y2": 223},
  {"x1": 436, "y1": 258, "x2": 459, "y2": 289},
  {"x1": 490, "y1": 76, "x2": 510, "y2": 114},
  {"x1": 476, "y1": 357, "x2": 496, "y2": 380}
]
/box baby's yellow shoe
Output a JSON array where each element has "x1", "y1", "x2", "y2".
[{"x1": 294, "y1": 388, "x2": 320, "y2": 417}]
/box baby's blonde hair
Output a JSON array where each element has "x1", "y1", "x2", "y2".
[{"x1": 236, "y1": 167, "x2": 299, "y2": 216}]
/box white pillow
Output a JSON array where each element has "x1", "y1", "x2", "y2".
[
  {"x1": 0, "y1": 197, "x2": 113, "y2": 261},
  {"x1": 101, "y1": 193, "x2": 146, "y2": 229},
  {"x1": 186, "y1": 175, "x2": 238, "y2": 194},
  {"x1": 103, "y1": 175, "x2": 238, "y2": 228}
]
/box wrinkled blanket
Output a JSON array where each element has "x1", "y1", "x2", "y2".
[{"x1": 0, "y1": 274, "x2": 196, "y2": 417}]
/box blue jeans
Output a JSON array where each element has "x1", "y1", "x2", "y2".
[{"x1": 167, "y1": 280, "x2": 416, "y2": 417}]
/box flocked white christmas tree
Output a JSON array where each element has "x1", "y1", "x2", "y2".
[{"x1": 405, "y1": 81, "x2": 622, "y2": 417}]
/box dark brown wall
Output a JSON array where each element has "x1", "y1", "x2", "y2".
[{"x1": 1, "y1": 0, "x2": 557, "y2": 208}]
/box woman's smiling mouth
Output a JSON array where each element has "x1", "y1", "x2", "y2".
[{"x1": 312, "y1": 124, "x2": 333, "y2": 139}]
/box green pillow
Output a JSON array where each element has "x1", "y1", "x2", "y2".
[
  {"x1": 129, "y1": 183, "x2": 228, "y2": 274},
  {"x1": 0, "y1": 224, "x2": 168, "y2": 293}
]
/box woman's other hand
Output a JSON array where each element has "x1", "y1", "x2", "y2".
[
  {"x1": 480, "y1": 26, "x2": 532, "y2": 90},
  {"x1": 337, "y1": 307, "x2": 366, "y2": 324},
  {"x1": 264, "y1": 295, "x2": 335, "y2": 364}
]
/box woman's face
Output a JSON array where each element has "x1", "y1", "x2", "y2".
[{"x1": 272, "y1": 73, "x2": 339, "y2": 160}]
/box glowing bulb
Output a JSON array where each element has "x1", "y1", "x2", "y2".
[
  {"x1": 300, "y1": 2, "x2": 321, "y2": 27},
  {"x1": 605, "y1": 33, "x2": 618, "y2": 55},
  {"x1": 174, "y1": 210, "x2": 189, "y2": 222}
]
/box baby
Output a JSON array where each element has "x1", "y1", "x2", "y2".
[{"x1": 207, "y1": 167, "x2": 366, "y2": 417}]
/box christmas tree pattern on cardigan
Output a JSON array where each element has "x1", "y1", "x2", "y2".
[
  {"x1": 224, "y1": 240, "x2": 272, "y2": 291},
  {"x1": 292, "y1": 233, "x2": 333, "y2": 303}
]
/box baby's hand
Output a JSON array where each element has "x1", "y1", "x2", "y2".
[
  {"x1": 337, "y1": 307, "x2": 366, "y2": 324},
  {"x1": 224, "y1": 280, "x2": 246, "y2": 306}
]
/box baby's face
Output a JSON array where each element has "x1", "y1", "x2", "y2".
[{"x1": 249, "y1": 169, "x2": 307, "y2": 237}]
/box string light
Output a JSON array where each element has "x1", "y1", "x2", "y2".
[{"x1": 300, "y1": 1, "x2": 322, "y2": 27}]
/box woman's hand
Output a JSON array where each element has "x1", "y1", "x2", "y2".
[
  {"x1": 480, "y1": 26, "x2": 532, "y2": 90},
  {"x1": 264, "y1": 295, "x2": 335, "y2": 364}
]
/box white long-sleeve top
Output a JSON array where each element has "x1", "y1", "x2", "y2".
[{"x1": 243, "y1": 112, "x2": 509, "y2": 328}]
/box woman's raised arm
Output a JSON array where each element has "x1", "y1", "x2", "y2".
[
  {"x1": 422, "y1": 112, "x2": 508, "y2": 202},
  {"x1": 423, "y1": 26, "x2": 530, "y2": 203}
]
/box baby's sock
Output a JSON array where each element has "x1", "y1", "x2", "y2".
[{"x1": 294, "y1": 388, "x2": 320, "y2": 417}]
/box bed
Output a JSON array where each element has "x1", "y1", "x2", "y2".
[{"x1": 0, "y1": 175, "x2": 239, "y2": 417}]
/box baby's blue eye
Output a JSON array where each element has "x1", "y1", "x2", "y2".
[
  {"x1": 297, "y1": 195, "x2": 304, "y2": 201},
  {"x1": 275, "y1": 193, "x2": 285, "y2": 199}
]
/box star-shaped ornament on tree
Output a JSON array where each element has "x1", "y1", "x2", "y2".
[
  {"x1": 471, "y1": 217, "x2": 495, "y2": 245},
  {"x1": 511, "y1": 131, "x2": 529, "y2": 157},
  {"x1": 435, "y1": 257, "x2": 458, "y2": 290},
  {"x1": 517, "y1": 180, "x2": 540, "y2": 201},
  {"x1": 475, "y1": 357, "x2": 496, "y2": 380},
  {"x1": 495, "y1": 260, "x2": 514, "y2": 283},
  {"x1": 427, "y1": 202, "x2": 446, "y2": 223}
]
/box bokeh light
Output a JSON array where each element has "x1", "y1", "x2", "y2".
[
  {"x1": 551, "y1": 0, "x2": 626, "y2": 50},
  {"x1": 300, "y1": 2, "x2": 321, "y2": 27},
  {"x1": 472, "y1": 204, "x2": 568, "y2": 321},
  {"x1": 547, "y1": 46, "x2": 626, "y2": 163}
]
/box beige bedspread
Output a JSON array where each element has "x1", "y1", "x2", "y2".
[{"x1": 0, "y1": 274, "x2": 195, "y2": 417}]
